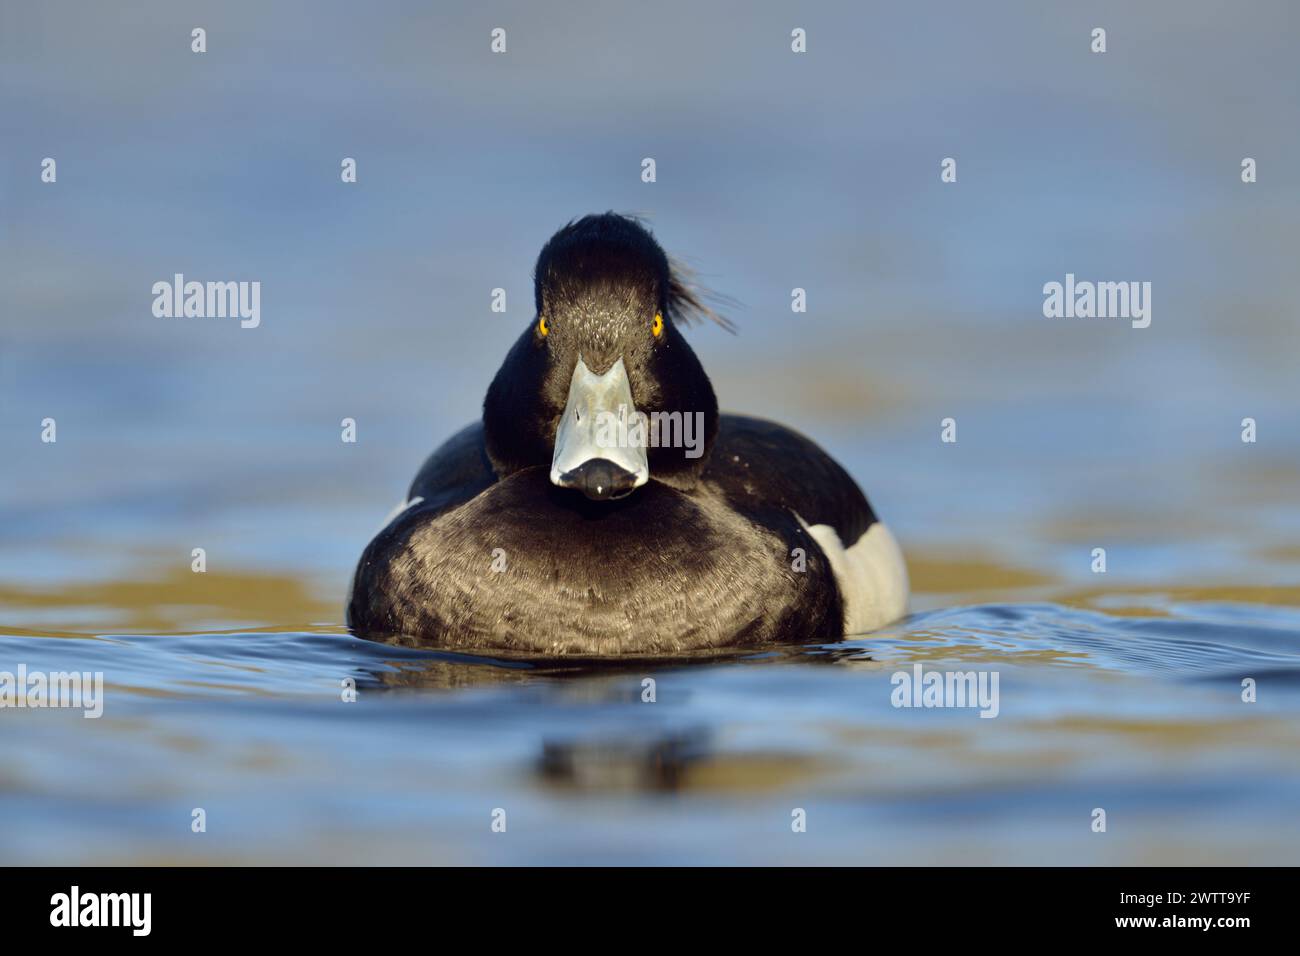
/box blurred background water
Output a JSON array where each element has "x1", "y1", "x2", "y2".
[{"x1": 1, "y1": 0, "x2": 1298, "y2": 864}]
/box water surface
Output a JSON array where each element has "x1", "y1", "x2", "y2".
[
  {"x1": 2, "y1": 0, "x2": 1299, "y2": 865},
  {"x1": 3, "y1": 555, "x2": 1298, "y2": 865}
]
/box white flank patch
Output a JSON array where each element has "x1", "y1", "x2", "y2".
[{"x1": 801, "y1": 519, "x2": 909, "y2": 635}]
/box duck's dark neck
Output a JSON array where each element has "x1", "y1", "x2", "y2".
[{"x1": 482, "y1": 329, "x2": 556, "y2": 478}]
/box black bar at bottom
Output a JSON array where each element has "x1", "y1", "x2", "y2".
[{"x1": 0, "y1": 866, "x2": 1286, "y2": 940}]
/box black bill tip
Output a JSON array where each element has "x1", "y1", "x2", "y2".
[{"x1": 559, "y1": 458, "x2": 639, "y2": 501}]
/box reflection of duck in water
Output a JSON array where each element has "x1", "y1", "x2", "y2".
[{"x1": 348, "y1": 213, "x2": 907, "y2": 653}]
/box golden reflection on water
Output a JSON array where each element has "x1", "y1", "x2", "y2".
[
  {"x1": 3, "y1": 548, "x2": 1297, "y2": 639},
  {"x1": 0, "y1": 564, "x2": 341, "y2": 636}
]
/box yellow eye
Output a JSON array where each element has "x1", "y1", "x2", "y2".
[
  {"x1": 652, "y1": 313, "x2": 663, "y2": 338},
  {"x1": 538, "y1": 315, "x2": 549, "y2": 337}
]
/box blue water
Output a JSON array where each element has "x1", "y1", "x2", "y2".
[
  {"x1": 2, "y1": 0, "x2": 1299, "y2": 864},
  {"x1": 2, "y1": 600, "x2": 1299, "y2": 864}
]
